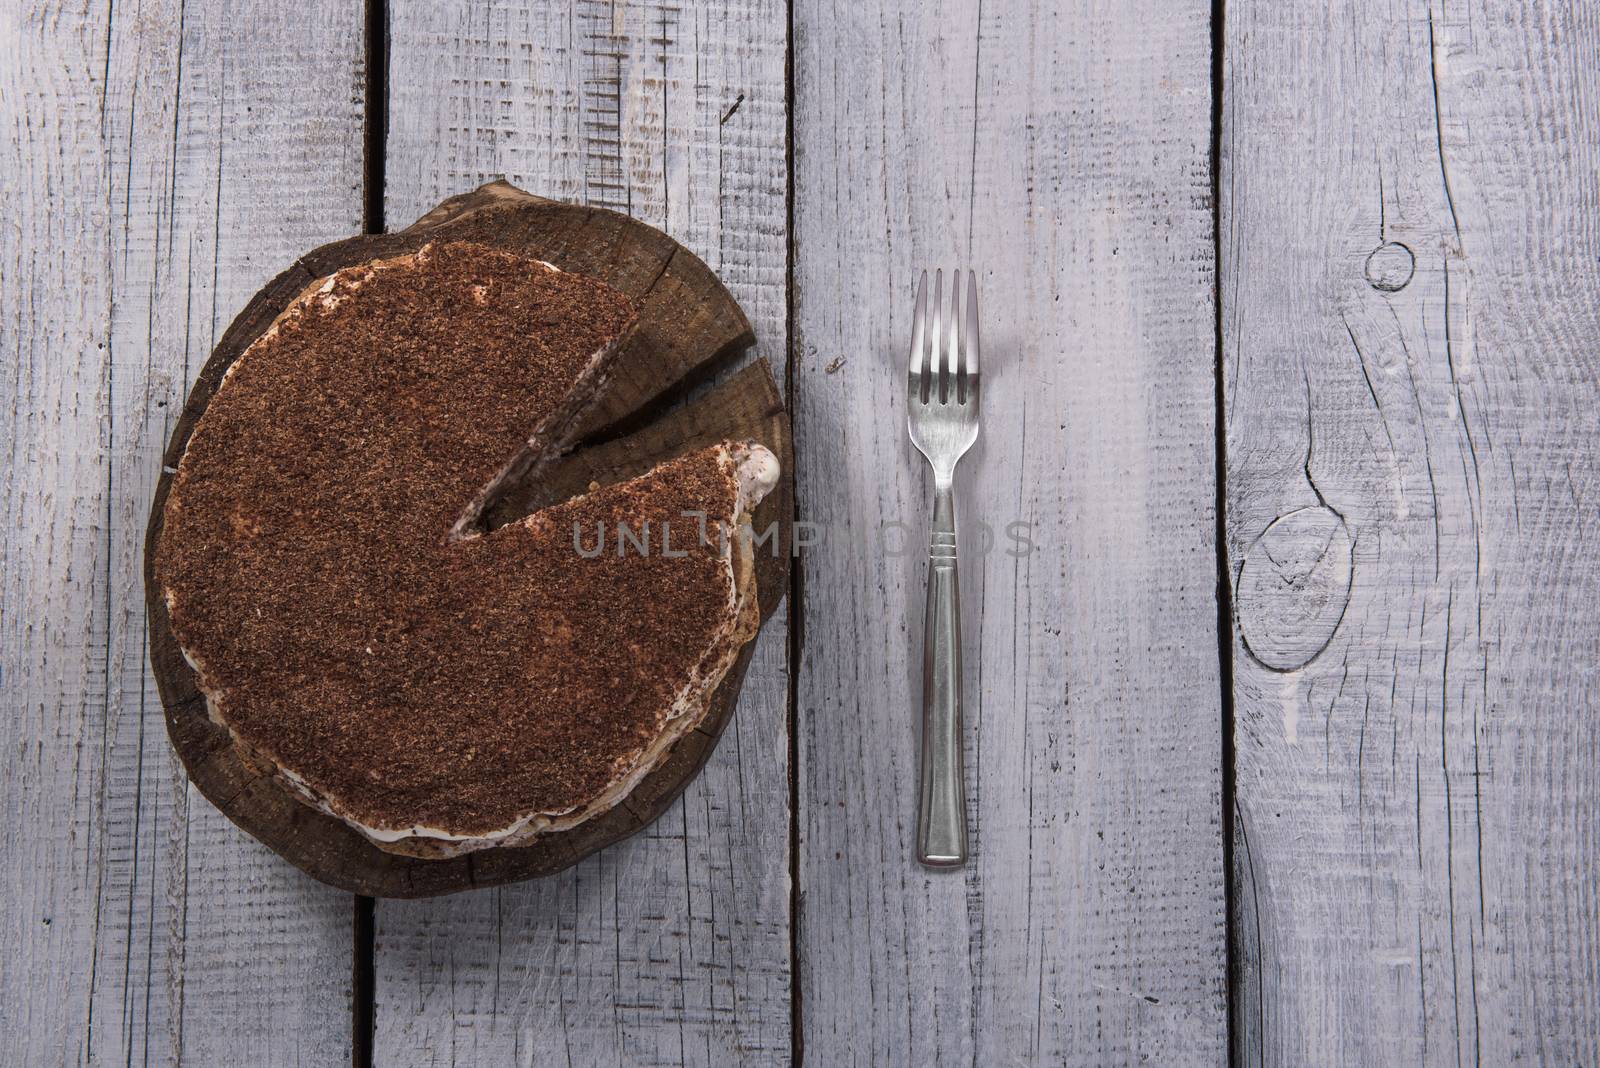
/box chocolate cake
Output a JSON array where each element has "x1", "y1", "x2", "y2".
[{"x1": 154, "y1": 240, "x2": 781, "y2": 857}]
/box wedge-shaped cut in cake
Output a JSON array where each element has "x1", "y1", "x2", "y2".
[{"x1": 154, "y1": 240, "x2": 780, "y2": 857}]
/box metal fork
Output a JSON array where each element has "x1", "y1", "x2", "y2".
[{"x1": 906, "y1": 268, "x2": 980, "y2": 867}]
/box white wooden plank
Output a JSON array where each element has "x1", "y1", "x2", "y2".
[
  {"x1": 372, "y1": 2, "x2": 791, "y2": 1064},
  {"x1": 792, "y1": 1, "x2": 1225, "y2": 1064},
  {"x1": 1223, "y1": 1, "x2": 1600, "y2": 1063},
  {"x1": 2, "y1": 1, "x2": 365, "y2": 1063}
]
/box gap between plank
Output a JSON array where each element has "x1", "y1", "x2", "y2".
[
  {"x1": 362, "y1": 0, "x2": 389, "y2": 239},
  {"x1": 784, "y1": 0, "x2": 805, "y2": 1062},
  {"x1": 1209, "y1": 0, "x2": 1242, "y2": 1064},
  {"x1": 352, "y1": 896, "x2": 375, "y2": 1068}
]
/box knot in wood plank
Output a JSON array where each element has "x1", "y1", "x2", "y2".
[
  {"x1": 1363, "y1": 241, "x2": 1415, "y2": 292},
  {"x1": 1236, "y1": 505, "x2": 1353, "y2": 672}
]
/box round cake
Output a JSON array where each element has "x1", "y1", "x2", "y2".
[{"x1": 154, "y1": 240, "x2": 780, "y2": 857}]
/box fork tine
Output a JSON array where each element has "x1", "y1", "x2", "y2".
[
  {"x1": 948, "y1": 268, "x2": 962, "y2": 402},
  {"x1": 909, "y1": 270, "x2": 928, "y2": 384}
]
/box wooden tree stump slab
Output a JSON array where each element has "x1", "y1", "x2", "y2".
[{"x1": 144, "y1": 182, "x2": 793, "y2": 898}]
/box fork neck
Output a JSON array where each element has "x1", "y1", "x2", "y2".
[{"x1": 929, "y1": 473, "x2": 957, "y2": 545}]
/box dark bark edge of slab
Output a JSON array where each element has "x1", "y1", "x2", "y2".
[{"x1": 144, "y1": 182, "x2": 793, "y2": 898}]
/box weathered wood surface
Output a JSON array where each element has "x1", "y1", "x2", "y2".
[
  {"x1": 1, "y1": 1, "x2": 363, "y2": 1064},
  {"x1": 146, "y1": 182, "x2": 791, "y2": 899},
  {"x1": 792, "y1": 0, "x2": 1226, "y2": 1064},
  {"x1": 1223, "y1": 1, "x2": 1600, "y2": 1064},
  {"x1": 372, "y1": 0, "x2": 793, "y2": 1063},
  {"x1": 14, "y1": 0, "x2": 1600, "y2": 1062}
]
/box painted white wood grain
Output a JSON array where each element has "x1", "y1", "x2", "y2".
[
  {"x1": 792, "y1": 1, "x2": 1226, "y2": 1064},
  {"x1": 373, "y1": 3, "x2": 792, "y2": 1064},
  {"x1": 1223, "y1": 1, "x2": 1600, "y2": 1063},
  {"x1": 1, "y1": 2, "x2": 365, "y2": 1063}
]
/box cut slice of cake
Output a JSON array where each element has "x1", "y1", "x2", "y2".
[{"x1": 154, "y1": 240, "x2": 781, "y2": 857}]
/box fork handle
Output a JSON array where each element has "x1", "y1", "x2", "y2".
[{"x1": 918, "y1": 480, "x2": 968, "y2": 867}]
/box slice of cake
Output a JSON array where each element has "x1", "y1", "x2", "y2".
[{"x1": 154, "y1": 240, "x2": 780, "y2": 857}]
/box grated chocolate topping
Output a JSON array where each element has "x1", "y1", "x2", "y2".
[{"x1": 156, "y1": 241, "x2": 751, "y2": 837}]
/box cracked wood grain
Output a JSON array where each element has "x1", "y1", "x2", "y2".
[
  {"x1": 1223, "y1": 1, "x2": 1600, "y2": 1063},
  {"x1": 372, "y1": 1, "x2": 791, "y2": 1064},
  {"x1": 1, "y1": 1, "x2": 364, "y2": 1064},
  {"x1": 792, "y1": 0, "x2": 1226, "y2": 1063}
]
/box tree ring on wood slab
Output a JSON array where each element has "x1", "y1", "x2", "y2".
[
  {"x1": 1236, "y1": 505, "x2": 1353, "y2": 672},
  {"x1": 143, "y1": 181, "x2": 794, "y2": 898}
]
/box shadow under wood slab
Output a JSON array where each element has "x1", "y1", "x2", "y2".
[{"x1": 143, "y1": 182, "x2": 793, "y2": 898}]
